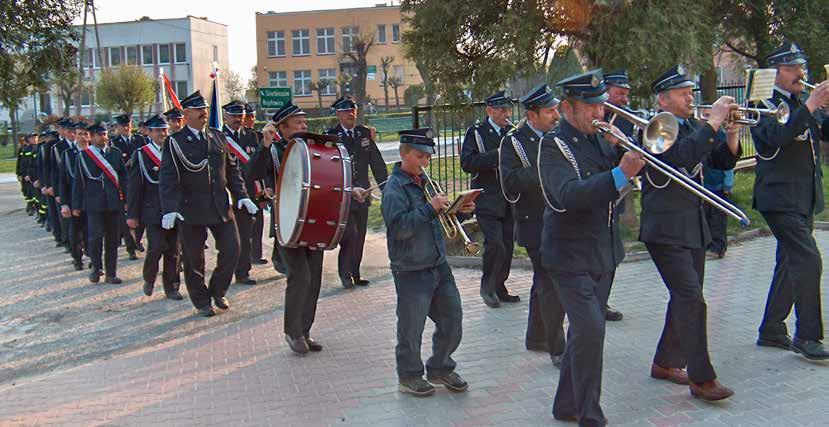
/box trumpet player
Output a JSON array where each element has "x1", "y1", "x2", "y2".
[
  {"x1": 499, "y1": 84, "x2": 566, "y2": 365},
  {"x1": 381, "y1": 128, "x2": 475, "y2": 397},
  {"x1": 460, "y1": 90, "x2": 518, "y2": 308},
  {"x1": 643, "y1": 65, "x2": 741, "y2": 400},
  {"x1": 752, "y1": 41, "x2": 829, "y2": 360}
]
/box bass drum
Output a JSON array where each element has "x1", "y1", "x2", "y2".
[{"x1": 275, "y1": 132, "x2": 352, "y2": 250}]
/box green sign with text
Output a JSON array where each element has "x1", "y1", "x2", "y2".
[{"x1": 258, "y1": 87, "x2": 293, "y2": 109}]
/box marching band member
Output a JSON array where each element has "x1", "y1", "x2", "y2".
[
  {"x1": 642, "y1": 65, "x2": 740, "y2": 400},
  {"x1": 752, "y1": 41, "x2": 829, "y2": 360},
  {"x1": 72, "y1": 122, "x2": 128, "y2": 285},
  {"x1": 539, "y1": 69, "x2": 643, "y2": 425},
  {"x1": 499, "y1": 84, "x2": 566, "y2": 364},
  {"x1": 158, "y1": 91, "x2": 255, "y2": 317},
  {"x1": 382, "y1": 128, "x2": 474, "y2": 396},
  {"x1": 461, "y1": 90, "x2": 517, "y2": 308},
  {"x1": 127, "y1": 114, "x2": 183, "y2": 300}
]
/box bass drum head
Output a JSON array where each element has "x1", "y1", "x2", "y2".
[{"x1": 277, "y1": 142, "x2": 308, "y2": 246}]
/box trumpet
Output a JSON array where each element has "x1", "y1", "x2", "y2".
[
  {"x1": 595, "y1": 103, "x2": 751, "y2": 226},
  {"x1": 800, "y1": 79, "x2": 829, "y2": 108},
  {"x1": 420, "y1": 166, "x2": 479, "y2": 255},
  {"x1": 690, "y1": 103, "x2": 790, "y2": 126}
]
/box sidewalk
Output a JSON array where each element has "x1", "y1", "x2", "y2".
[{"x1": 0, "y1": 211, "x2": 827, "y2": 426}]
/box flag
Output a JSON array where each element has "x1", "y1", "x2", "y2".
[
  {"x1": 159, "y1": 69, "x2": 169, "y2": 113},
  {"x1": 208, "y1": 64, "x2": 222, "y2": 130},
  {"x1": 160, "y1": 68, "x2": 182, "y2": 110}
]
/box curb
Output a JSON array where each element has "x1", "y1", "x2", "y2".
[{"x1": 447, "y1": 226, "x2": 772, "y2": 270}]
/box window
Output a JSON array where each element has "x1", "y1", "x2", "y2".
[
  {"x1": 342, "y1": 26, "x2": 359, "y2": 53},
  {"x1": 126, "y1": 46, "x2": 138, "y2": 65},
  {"x1": 392, "y1": 24, "x2": 400, "y2": 42},
  {"x1": 141, "y1": 45, "x2": 154, "y2": 65},
  {"x1": 319, "y1": 69, "x2": 337, "y2": 95},
  {"x1": 175, "y1": 81, "x2": 188, "y2": 98},
  {"x1": 291, "y1": 29, "x2": 310, "y2": 56},
  {"x1": 293, "y1": 70, "x2": 311, "y2": 96},
  {"x1": 267, "y1": 31, "x2": 285, "y2": 57},
  {"x1": 316, "y1": 28, "x2": 335, "y2": 55},
  {"x1": 393, "y1": 65, "x2": 404, "y2": 84},
  {"x1": 175, "y1": 43, "x2": 186, "y2": 63},
  {"x1": 212, "y1": 45, "x2": 218, "y2": 62},
  {"x1": 269, "y1": 71, "x2": 288, "y2": 87},
  {"x1": 84, "y1": 48, "x2": 100, "y2": 69},
  {"x1": 70, "y1": 87, "x2": 93, "y2": 107},
  {"x1": 109, "y1": 47, "x2": 121, "y2": 66},
  {"x1": 377, "y1": 24, "x2": 386, "y2": 44},
  {"x1": 158, "y1": 44, "x2": 170, "y2": 64}
]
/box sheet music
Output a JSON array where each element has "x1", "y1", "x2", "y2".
[{"x1": 746, "y1": 69, "x2": 776, "y2": 101}]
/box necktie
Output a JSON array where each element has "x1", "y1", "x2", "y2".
[
  {"x1": 234, "y1": 130, "x2": 239, "y2": 140},
  {"x1": 200, "y1": 131, "x2": 206, "y2": 143},
  {"x1": 347, "y1": 130, "x2": 353, "y2": 140}
]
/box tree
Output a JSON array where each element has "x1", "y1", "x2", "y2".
[
  {"x1": 388, "y1": 76, "x2": 403, "y2": 112},
  {"x1": 310, "y1": 80, "x2": 331, "y2": 113},
  {"x1": 0, "y1": 0, "x2": 81, "y2": 149},
  {"x1": 340, "y1": 32, "x2": 375, "y2": 116},
  {"x1": 224, "y1": 69, "x2": 246, "y2": 101},
  {"x1": 404, "y1": 84, "x2": 426, "y2": 106},
  {"x1": 52, "y1": 66, "x2": 81, "y2": 116},
  {"x1": 95, "y1": 65, "x2": 156, "y2": 115},
  {"x1": 248, "y1": 65, "x2": 259, "y2": 92},
  {"x1": 380, "y1": 56, "x2": 395, "y2": 112},
  {"x1": 336, "y1": 73, "x2": 353, "y2": 97}
]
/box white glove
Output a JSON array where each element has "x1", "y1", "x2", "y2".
[
  {"x1": 238, "y1": 198, "x2": 258, "y2": 215},
  {"x1": 161, "y1": 212, "x2": 184, "y2": 230}
]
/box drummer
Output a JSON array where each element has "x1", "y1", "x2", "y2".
[{"x1": 250, "y1": 102, "x2": 336, "y2": 354}]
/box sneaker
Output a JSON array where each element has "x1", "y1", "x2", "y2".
[
  {"x1": 399, "y1": 377, "x2": 435, "y2": 396},
  {"x1": 426, "y1": 371, "x2": 468, "y2": 392}
]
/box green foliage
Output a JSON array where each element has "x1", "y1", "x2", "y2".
[{"x1": 95, "y1": 65, "x2": 156, "y2": 115}]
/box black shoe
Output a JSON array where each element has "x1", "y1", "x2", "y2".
[
  {"x1": 398, "y1": 377, "x2": 435, "y2": 396},
  {"x1": 305, "y1": 337, "x2": 323, "y2": 352},
  {"x1": 89, "y1": 270, "x2": 101, "y2": 284},
  {"x1": 165, "y1": 290, "x2": 184, "y2": 300},
  {"x1": 791, "y1": 337, "x2": 829, "y2": 360},
  {"x1": 285, "y1": 334, "x2": 309, "y2": 354},
  {"x1": 197, "y1": 306, "x2": 216, "y2": 317},
  {"x1": 128, "y1": 251, "x2": 138, "y2": 261},
  {"x1": 426, "y1": 371, "x2": 468, "y2": 392},
  {"x1": 106, "y1": 276, "x2": 122, "y2": 284},
  {"x1": 340, "y1": 276, "x2": 354, "y2": 289},
  {"x1": 213, "y1": 297, "x2": 230, "y2": 310},
  {"x1": 73, "y1": 262, "x2": 83, "y2": 271},
  {"x1": 252, "y1": 258, "x2": 268, "y2": 265},
  {"x1": 136, "y1": 243, "x2": 145, "y2": 252},
  {"x1": 757, "y1": 334, "x2": 792, "y2": 350},
  {"x1": 551, "y1": 354, "x2": 563, "y2": 368},
  {"x1": 143, "y1": 282, "x2": 154, "y2": 296},
  {"x1": 498, "y1": 293, "x2": 521, "y2": 303},
  {"x1": 353, "y1": 277, "x2": 370, "y2": 286},
  {"x1": 235, "y1": 276, "x2": 257, "y2": 285},
  {"x1": 55, "y1": 241, "x2": 63, "y2": 247},
  {"x1": 606, "y1": 305, "x2": 624, "y2": 321},
  {"x1": 481, "y1": 292, "x2": 500, "y2": 308}
]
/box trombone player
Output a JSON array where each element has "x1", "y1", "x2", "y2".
[
  {"x1": 752, "y1": 41, "x2": 829, "y2": 360},
  {"x1": 642, "y1": 65, "x2": 741, "y2": 400}
]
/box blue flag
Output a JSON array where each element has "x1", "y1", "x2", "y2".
[{"x1": 208, "y1": 69, "x2": 222, "y2": 130}]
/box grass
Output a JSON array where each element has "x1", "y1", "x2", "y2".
[
  {"x1": 364, "y1": 163, "x2": 829, "y2": 258},
  {"x1": 0, "y1": 144, "x2": 17, "y2": 173}
]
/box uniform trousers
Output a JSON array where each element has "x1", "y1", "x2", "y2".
[
  {"x1": 178, "y1": 219, "x2": 240, "y2": 309},
  {"x1": 281, "y1": 246, "x2": 324, "y2": 339},
  {"x1": 338, "y1": 203, "x2": 370, "y2": 281},
  {"x1": 87, "y1": 210, "x2": 120, "y2": 277},
  {"x1": 233, "y1": 206, "x2": 254, "y2": 279},
  {"x1": 646, "y1": 243, "x2": 716, "y2": 383},
  {"x1": 477, "y1": 212, "x2": 514, "y2": 299},
  {"x1": 759, "y1": 211, "x2": 823, "y2": 341},
  {"x1": 143, "y1": 223, "x2": 181, "y2": 293},
  {"x1": 526, "y1": 247, "x2": 566, "y2": 355}
]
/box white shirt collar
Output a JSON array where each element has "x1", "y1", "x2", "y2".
[
  {"x1": 487, "y1": 117, "x2": 502, "y2": 135},
  {"x1": 148, "y1": 138, "x2": 161, "y2": 150},
  {"x1": 526, "y1": 121, "x2": 545, "y2": 139},
  {"x1": 774, "y1": 85, "x2": 793, "y2": 99},
  {"x1": 187, "y1": 125, "x2": 205, "y2": 138},
  {"x1": 341, "y1": 124, "x2": 355, "y2": 134}
]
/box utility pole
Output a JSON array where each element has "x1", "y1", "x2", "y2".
[{"x1": 75, "y1": 0, "x2": 104, "y2": 117}]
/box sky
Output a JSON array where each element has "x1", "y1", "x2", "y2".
[{"x1": 72, "y1": 0, "x2": 389, "y2": 79}]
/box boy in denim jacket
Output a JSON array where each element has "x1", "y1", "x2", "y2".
[{"x1": 382, "y1": 128, "x2": 475, "y2": 396}]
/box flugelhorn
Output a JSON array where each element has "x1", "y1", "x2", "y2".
[
  {"x1": 420, "y1": 166, "x2": 479, "y2": 255},
  {"x1": 690, "y1": 103, "x2": 790, "y2": 126}
]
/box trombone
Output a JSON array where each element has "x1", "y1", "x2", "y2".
[
  {"x1": 690, "y1": 103, "x2": 790, "y2": 126},
  {"x1": 420, "y1": 166, "x2": 480, "y2": 254},
  {"x1": 595, "y1": 103, "x2": 751, "y2": 226}
]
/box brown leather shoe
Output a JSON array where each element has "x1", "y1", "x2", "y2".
[
  {"x1": 690, "y1": 380, "x2": 734, "y2": 401},
  {"x1": 651, "y1": 363, "x2": 689, "y2": 385}
]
